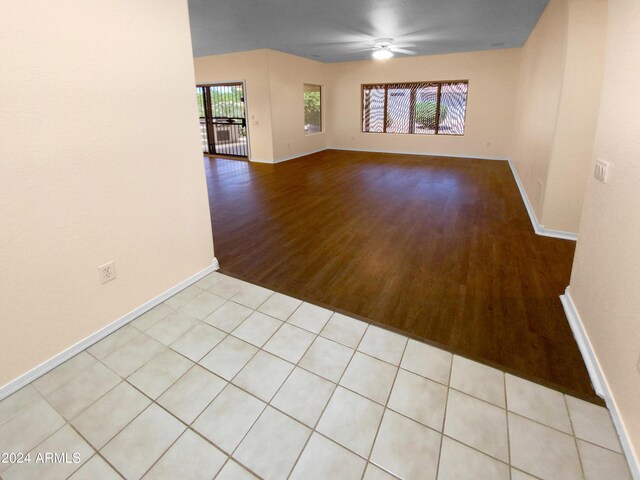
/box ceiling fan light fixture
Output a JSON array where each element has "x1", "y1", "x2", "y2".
[{"x1": 372, "y1": 48, "x2": 393, "y2": 60}]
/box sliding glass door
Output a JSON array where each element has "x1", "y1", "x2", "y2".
[{"x1": 197, "y1": 83, "x2": 248, "y2": 158}]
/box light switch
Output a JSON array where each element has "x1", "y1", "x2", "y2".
[{"x1": 594, "y1": 160, "x2": 610, "y2": 183}]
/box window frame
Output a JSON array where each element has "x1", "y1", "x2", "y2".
[
  {"x1": 303, "y1": 83, "x2": 323, "y2": 135},
  {"x1": 361, "y1": 80, "x2": 469, "y2": 136}
]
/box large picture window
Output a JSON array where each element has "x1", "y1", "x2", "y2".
[{"x1": 362, "y1": 81, "x2": 468, "y2": 135}]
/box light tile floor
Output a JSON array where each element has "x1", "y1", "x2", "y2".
[{"x1": 0, "y1": 272, "x2": 633, "y2": 480}]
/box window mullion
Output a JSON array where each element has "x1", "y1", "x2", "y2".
[
  {"x1": 434, "y1": 82, "x2": 442, "y2": 135},
  {"x1": 409, "y1": 84, "x2": 417, "y2": 134},
  {"x1": 383, "y1": 85, "x2": 389, "y2": 134}
]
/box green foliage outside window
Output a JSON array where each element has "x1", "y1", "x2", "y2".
[
  {"x1": 415, "y1": 101, "x2": 448, "y2": 129},
  {"x1": 304, "y1": 86, "x2": 322, "y2": 133}
]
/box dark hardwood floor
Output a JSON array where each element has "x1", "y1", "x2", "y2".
[{"x1": 204, "y1": 149, "x2": 596, "y2": 402}]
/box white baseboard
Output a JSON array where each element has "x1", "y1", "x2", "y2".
[
  {"x1": 249, "y1": 157, "x2": 276, "y2": 164},
  {"x1": 329, "y1": 146, "x2": 510, "y2": 162},
  {"x1": 273, "y1": 148, "x2": 327, "y2": 163},
  {"x1": 0, "y1": 258, "x2": 220, "y2": 402},
  {"x1": 507, "y1": 160, "x2": 578, "y2": 241},
  {"x1": 560, "y1": 288, "x2": 640, "y2": 479},
  {"x1": 250, "y1": 148, "x2": 327, "y2": 164}
]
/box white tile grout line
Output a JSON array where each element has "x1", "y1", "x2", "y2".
[
  {"x1": 6, "y1": 328, "x2": 627, "y2": 480},
  {"x1": 18, "y1": 283, "x2": 358, "y2": 477},
  {"x1": 6, "y1": 378, "x2": 614, "y2": 480},
  {"x1": 282, "y1": 318, "x2": 357, "y2": 479},
  {"x1": 5, "y1": 316, "x2": 628, "y2": 480},
  {"x1": 434, "y1": 346, "x2": 456, "y2": 480},
  {"x1": 223, "y1": 297, "x2": 314, "y2": 479},
  {"x1": 565, "y1": 393, "x2": 588, "y2": 479},
  {"x1": 0, "y1": 273, "x2": 630, "y2": 480},
  {"x1": 173, "y1": 290, "x2": 322, "y2": 479},
  {"x1": 361, "y1": 336, "x2": 409, "y2": 480},
  {"x1": 145, "y1": 313, "x2": 634, "y2": 475},
  {"x1": 503, "y1": 369, "x2": 513, "y2": 480},
  {"x1": 66, "y1": 423, "x2": 127, "y2": 479}
]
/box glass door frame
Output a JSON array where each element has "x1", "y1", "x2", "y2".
[{"x1": 197, "y1": 80, "x2": 251, "y2": 159}]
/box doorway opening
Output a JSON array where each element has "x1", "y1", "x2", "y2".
[{"x1": 197, "y1": 82, "x2": 249, "y2": 158}]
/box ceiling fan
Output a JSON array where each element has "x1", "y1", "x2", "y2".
[{"x1": 366, "y1": 38, "x2": 417, "y2": 60}]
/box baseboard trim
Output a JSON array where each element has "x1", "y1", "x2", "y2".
[
  {"x1": 273, "y1": 148, "x2": 327, "y2": 163},
  {"x1": 507, "y1": 160, "x2": 578, "y2": 241},
  {"x1": 329, "y1": 147, "x2": 510, "y2": 162},
  {"x1": 0, "y1": 258, "x2": 220, "y2": 402},
  {"x1": 560, "y1": 288, "x2": 640, "y2": 479},
  {"x1": 560, "y1": 290, "x2": 606, "y2": 398},
  {"x1": 250, "y1": 148, "x2": 328, "y2": 164}
]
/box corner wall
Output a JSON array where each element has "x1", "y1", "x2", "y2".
[
  {"x1": 193, "y1": 50, "x2": 330, "y2": 163},
  {"x1": 267, "y1": 50, "x2": 330, "y2": 161},
  {"x1": 193, "y1": 50, "x2": 276, "y2": 162},
  {"x1": 0, "y1": 0, "x2": 214, "y2": 387},
  {"x1": 569, "y1": 0, "x2": 640, "y2": 466},
  {"x1": 511, "y1": 0, "x2": 607, "y2": 234}
]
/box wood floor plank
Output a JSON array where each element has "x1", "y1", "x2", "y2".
[{"x1": 204, "y1": 149, "x2": 596, "y2": 402}]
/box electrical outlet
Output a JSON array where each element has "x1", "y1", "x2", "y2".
[
  {"x1": 98, "y1": 261, "x2": 116, "y2": 284},
  {"x1": 595, "y1": 159, "x2": 610, "y2": 183}
]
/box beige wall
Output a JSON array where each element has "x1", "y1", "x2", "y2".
[
  {"x1": 511, "y1": 0, "x2": 569, "y2": 220},
  {"x1": 267, "y1": 50, "x2": 330, "y2": 160},
  {"x1": 542, "y1": 0, "x2": 607, "y2": 232},
  {"x1": 194, "y1": 50, "x2": 276, "y2": 162},
  {"x1": 569, "y1": 0, "x2": 640, "y2": 463},
  {"x1": 511, "y1": 0, "x2": 607, "y2": 233},
  {"x1": 194, "y1": 50, "x2": 330, "y2": 162},
  {"x1": 0, "y1": 0, "x2": 214, "y2": 387},
  {"x1": 327, "y1": 49, "x2": 521, "y2": 160},
  {"x1": 194, "y1": 48, "x2": 521, "y2": 162}
]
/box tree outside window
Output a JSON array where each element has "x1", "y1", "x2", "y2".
[{"x1": 304, "y1": 84, "x2": 322, "y2": 134}]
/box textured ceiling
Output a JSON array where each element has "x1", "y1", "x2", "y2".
[{"x1": 188, "y1": 0, "x2": 548, "y2": 62}]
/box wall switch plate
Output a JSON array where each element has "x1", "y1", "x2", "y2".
[
  {"x1": 595, "y1": 159, "x2": 610, "y2": 183},
  {"x1": 98, "y1": 261, "x2": 116, "y2": 284}
]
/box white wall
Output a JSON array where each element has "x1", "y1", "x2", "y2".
[
  {"x1": 0, "y1": 0, "x2": 214, "y2": 387},
  {"x1": 569, "y1": 0, "x2": 640, "y2": 465}
]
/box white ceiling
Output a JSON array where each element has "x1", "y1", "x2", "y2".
[{"x1": 188, "y1": 0, "x2": 548, "y2": 62}]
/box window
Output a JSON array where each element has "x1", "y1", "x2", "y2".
[
  {"x1": 362, "y1": 81, "x2": 468, "y2": 135},
  {"x1": 304, "y1": 84, "x2": 322, "y2": 134}
]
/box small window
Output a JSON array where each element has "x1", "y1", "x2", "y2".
[
  {"x1": 362, "y1": 81, "x2": 468, "y2": 135},
  {"x1": 304, "y1": 84, "x2": 322, "y2": 134}
]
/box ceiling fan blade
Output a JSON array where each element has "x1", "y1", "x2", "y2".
[
  {"x1": 391, "y1": 47, "x2": 417, "y2": 55},
  {"x1": 351, "y1": 48, "x2": 375, "y2": 53},
  {"x1": 391, "y1": 43, "x2": 416, "y2": 48}
]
